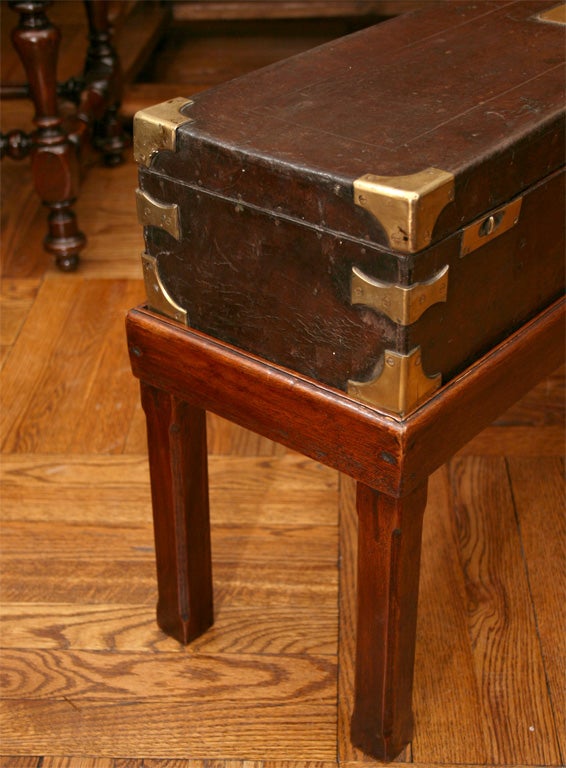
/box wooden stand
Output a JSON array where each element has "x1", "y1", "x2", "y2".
[{"x1": 126, "y1": 298, "x2": 564, "y2": 762}]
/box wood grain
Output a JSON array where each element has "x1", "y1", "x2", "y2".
[
  {"x1": 0, "y1": 603, "x2": 337, "y2": 656},
  {"x1": 1, "y1": 648, "x2": 335, "y2": 701},
  {"x1": 0, "y1": 759, "x2": 40, "y2": 768},
  {"x1": 456, "y1": 425, "x2": 565, "y2": 457},
  {"x1": 41, "y1": 759, "x2": 115, "y2": 768},
  {"x1": 0, "y1": 699, "x2": 336, "y2": 760},
  {"x1": 1, "y1": 556, "x2": 336, "y2": 608},
  {"x1": 0, "y1": 279, "x2": 143, "y2": 454},
  {"x1": 412, "y1": 467, "x2": 489, "y2": 763},
  {"x1": 494, "y1": 365, "x2": 565, "y2": 427},
  {"x1": 0, "y1": 279, "x2": 39, "y2": 346},
  {"x1": 448, "y1": 456, "x2": 561, "y2": 765},
  {"x1": 506, "y1": 457, "x2": 566, "y2": 755},
  {"x1": 0, "y1": 453, "x2": 337, "y2": 525}
]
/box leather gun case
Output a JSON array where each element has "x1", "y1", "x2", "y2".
[{"x1": 134, "y1": 0, "x2": 565, "y2": 417}]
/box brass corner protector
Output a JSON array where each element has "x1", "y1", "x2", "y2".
[
  {"x1": 354, "y1": 167, "x2": 455, "y2": 253},
  {"x1": 351, "y1": 264, "x2": 449, "y2": 326},
  {"x1": 348, "y1": 347, "x2": 441, "y2": 417},
  {"x1": 141, "y1": 252, "x2": 188, "y2": 325},
  {"x1": 536, "y1": 3, "x2": 566, "y2": 24},
  {"x1": 136, "y1": 188, "x2": 181, "y2": 240},
  {"x1": 133, "y1": 97, "x2": 193, "y2": 167}
]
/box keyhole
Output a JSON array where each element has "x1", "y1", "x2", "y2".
[{"x1": 479, "y1": 212, "x2": 504, "y2": 238}]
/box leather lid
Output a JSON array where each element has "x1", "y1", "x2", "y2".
[{"x1": 151, "y1": 0, "x2": 565, "y2": 255}]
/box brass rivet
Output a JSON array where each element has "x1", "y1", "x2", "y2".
[{"x1": 386, "y1": 356, "x2": 395, "y2": 367}]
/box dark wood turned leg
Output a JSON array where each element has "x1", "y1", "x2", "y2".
[
  {"x1": 9, "y1": 0, "x2": 86, "y2": 271},
  {"x1": 140, "y1": 383, "x2": 214, "y2": 644},
  {"x1": 82, "y1": 0, "x2": 126, "y2": 166},
  {"x1": 351, "y1": 480, "x2": 427, "y2": 761}
]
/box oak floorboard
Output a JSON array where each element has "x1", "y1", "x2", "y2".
[
  {"x1": 0, "y1": 453, "x2": 337, "y2": 526},
  {"x1": 0, "y1": 699, "x2": 335, "y2": 761},
  {"x1": 1, "y1": 557, "x2": 336, "y2": 609},
  {"x1": 1, "y1": 519, "x2": 336, "y2": 563},
  {"x1": 456, "y1": 425, "x2": 565, "y2": 457},
  {"x1": 0, "y1": 648, "x2": 335, "y2": 701},
  {"x1": 0, "y1": 759, "x2": 40, "y2": 768},
  {"x1": 122, "y1": 399, "x2": 150, "y2": 454},
  {"x1": 493, "y1": 365, "x2": 564, "y2": 427},
  {"x1": 0, "y1": 279, "x2": 143, "y2": 454},
  {"x1": 411, "y1": 467, "x2": 487, "y2": 763},
  {"x1": 41, "y1": 759, "x2": 115, "y2": 768},
  {"x1": 507, "y1": 457, "x2": 566, "y2": 758},
  {"x1": 206, "y1": 413, "x2": 288, "y2": 457},
  {"x1": 0, "y1": 278, "x2": 81, "y2": 450},
  {"x1": 141, "y1": 761, "x2": 350, "y2": 768},
  {"x1": 447, "y1": 456, "x2": 561, "y2": 766},
  {"x1": 0, "y1": 603, "x2": 337, "y2": 656},
  {"x1": 0, "y1": 279, "x2": 40, "y2": 346}
]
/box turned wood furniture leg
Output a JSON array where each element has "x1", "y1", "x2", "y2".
[
  {"x1": 140, "y1": 382, "x2": 214, "y2": 644},
  {"x1": 82, "y1": 0, "x2": 126, "y2": 166},
  {"x1": 351, "y1": 480, "x2": 428, "y2": 761},
  {"x1": 9, "y1": 0, "x2": 86, "y2": 271}
]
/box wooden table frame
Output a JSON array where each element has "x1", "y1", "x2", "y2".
[{"x1": 126, "y1": 298, "x2": 564, "y2": 762}]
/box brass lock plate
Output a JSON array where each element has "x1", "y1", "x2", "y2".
[{"x1": 460, "y1": 197, "x2": 522, "y2": 256}]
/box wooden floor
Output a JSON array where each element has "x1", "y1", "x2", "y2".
[{"x1": 1, "y1": 4, "x2": 564, "y2": 767}]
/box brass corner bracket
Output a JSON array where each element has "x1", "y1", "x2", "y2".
[
  {"x1": 136, "y1": 188, "x2": 181, "y2": 240},
  {"x1": 348, "y1": 347, "x2": 441, "y2": 417},
  {"x1": 133, "y1": 97, "x2": 193, "y2": 167},
  {"x1": 142, "y1": 252, "x2": 188, "y2": 326},
  {"x1": 354, "y1": 167, "x2": 455, "y2": 253},
  {"x1": 351, "y1": 265, "x2": 449, "y2": 326},
  {"x1": 536, "y1": 3, "x2": 566, "y2": 24}
]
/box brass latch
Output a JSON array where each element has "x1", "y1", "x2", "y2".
[
  {"x1": 136, "y1": 188, "x2": 181, "y2": 240},
  {"x1": 133, "y1": 97, "x2": 193, "y2": 167},
  {"x1": 354, "y1": 167, "x2": 455, "y2": 253},
  {"x1": 348, "y1": 347, "x2": 441, "y2": 417},
  {"x1": 351, "y1": 265, "x2": 449, "y2": 326},
  {"x1": 460, "y1": 197, "x2": 522, "y2": 256}
]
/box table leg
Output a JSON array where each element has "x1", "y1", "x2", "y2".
[
  {"x1": 82, "y1": 0, "x2": 126, "y2": 166},
  {"x1": 9, "y1": 0, "x2": 86, "y2": 271},
  {"x1": 351, "y1": 480, "x2": 427, "y2": 761},
  {"x1": 140, "y1": 383, "x2": 214, "y2": 644}
]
